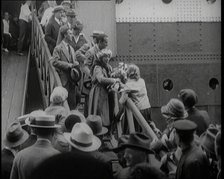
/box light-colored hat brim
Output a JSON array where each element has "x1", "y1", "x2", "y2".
[
  {"x1": 161, "y1": 105, "x2": 188, "y2": 119},
  {"x1": 96, "y1": 127, "x2": 108, "y2": 136},
  {"x1": 25, "y1": 118, "x2": 61, "y2": 128},
  {"x1": 3, "y1": 130, "x2": 29, "y2": 148},
  {"x1": 63, "y1": 132, "x2": 101, "y2": 152}
]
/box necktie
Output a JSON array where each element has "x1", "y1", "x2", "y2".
[{"x1": 68, "y1": 44, "x2": 73, "y2": 63}]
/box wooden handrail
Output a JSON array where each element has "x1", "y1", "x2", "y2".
[{"x1": 31, "y1": 10, "x2": 70, "y2": 112}]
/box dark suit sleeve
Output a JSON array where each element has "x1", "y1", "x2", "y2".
[
  {"x1": 45, "y1": 23, "x2": 56, "y2": 47},
  {"x1": 52, "y1": 46, "x2": 73, "y2": 71},
  {"x1": 185, "y1": 160, "x2": 207, "y2": 179},
  {"x1": 9, "y1": 157, "x2": 19, "y2": 179}
]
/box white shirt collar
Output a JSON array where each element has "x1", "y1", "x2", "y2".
[
  {"x1": 37, "y1": 138, "x2": 51, "y2": 143},
  {"x1": 4, "y1": 147, "x2": 17, "y2": 156},
  {"x1": 54, "y1": 17, "x2": 61, "y2": 25}
]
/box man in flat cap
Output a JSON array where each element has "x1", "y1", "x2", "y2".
[
  {"x1": 51, "y1": 26, "x2": 80, "y2": 110},
  {"x1": 174, "y1": 120, "x2": 210, "y2": 179},
  {"x1": 56, "y1": 9, "x2": 77, "y2": 45},
  {"x1": 45, "y1": 5, "x2": 65, "y2": 54},
  {"x1": 178, "y1": 89, "x2": 211, "y2": 136}
]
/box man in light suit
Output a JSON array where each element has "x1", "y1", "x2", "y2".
[
  {"x1": 45, "y1": 6, "x2": 65, "y2": 54},
  {"x1": 51, "y1": 25, "x2": 80, "y2": 110},
  {"x1": 10, "y1": 114, "x2": 60, "y2": 179}
]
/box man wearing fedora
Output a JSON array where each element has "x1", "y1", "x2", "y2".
[
  {"x1": 174, "y1": 120, "x2": 210, "y2": 179},
  {"x1": 70, "y1": 20, "x2": 87, "y2": 52},
  {"x1": 52, "y1": 25, "x2": 81, "y2": 110},
  {"x1": 112, "y1": 132, "x2": 155, "y2": 179},
  {"x1": 45, "y1": 5, "x2": 65, "y2": 54},
  {"x1": 86, "y1": 115, "x2": 118, "y2": 160},
  {"x1": 2, "y1": 122, "x2": 29, "y2": 179},
  {"x1": 10, "y1": 114, "x2": 60, "y2": 179},
  {"x1": 16, "y1": 114, "x2": 37, "y2": 150},
  {"x1": 64, "y1": 122, "x2": 114, "y2": 174},
  {"x1": 178, "y1": 89, "x2": 211, "y2": 136}
]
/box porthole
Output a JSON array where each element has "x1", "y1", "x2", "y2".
[
  {"x1": 209, "y1": 78, "x2": 219, "y2": 90},
  {"x1": 162, "y1": 0, "x2": 172, "y2": 4},
  {"x1": 163, "y1": 79, "x2": 173, "y2": 91},
  {"x1": 116, "y1": 0, "x2": 124, "y2": 4},
  {"x1": 207, "y1": 0, "x2": 216, "y2": 4}
]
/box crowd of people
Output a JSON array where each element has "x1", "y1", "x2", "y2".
[
  {"x1": 1, "y1": 1, "x2": 222, "y2": 179},
  {"x1": 1, "y1": 85, "x2": 222, "y2": 179}
]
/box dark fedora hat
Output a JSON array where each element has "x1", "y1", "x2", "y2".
[
  {"x1": 66, "y1": 9, "x2": 76, "y2": 17},
  {"x1": 86, "y1": 115, "x2": 108, "y2": 136},
  {"x1": 112, "y1": 133, "x2": 154, "y2": 154},
  {"x1": 199, "y1": 125, "x2": 219, "y2": 156},
  {"x1": 17, "y1": 114, "x2": 30, "y2": 127},
  {"x1": 3, "y1": 122, "x2": 29, "y2": 148},
  {"x1": 70, "y1": 66, "x2": 82, "y2": 83},
  {"x1": 72, "y1": 20, "x2": 83, "y2": 30}
]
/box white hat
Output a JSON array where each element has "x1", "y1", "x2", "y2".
[
  {"x1": 64, "y1": 122, "x2": 101, "y2": 152},
  {"x1": 50, "y1": 86, "x2": 68, "y2": 104},
  {"x1": 25, "y1": 114, "x2": 60, "y2": 128}
]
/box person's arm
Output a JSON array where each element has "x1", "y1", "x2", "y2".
[
  {"x1": 94, "y1": 66, "x2": 118, "y2": 86},
  {"x1": 51, "y1": 46, "x2": 73, "y2": 71},
  {"x1": 45, "y1": 23, "x2": 56, "y2": 47}
]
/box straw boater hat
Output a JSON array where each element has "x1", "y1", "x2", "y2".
[
  {"x1": 112, "y1": 133, "x2": 154, "y2": 154},
  {"x1": 61, "y1": 1, "x2": 71, "y2": 6},
  {"x1": 86, "y1": 115, "x2": 108, "y2": 136},
  {"x1": 161, "y1": 98, "x2": 188, "y2": 120},
  {"x1": 3, "y1": 122, "x2": 29, "y2": 148},
  {"x1": 50, "y1": 86, "x2": 68, "y2": 104},
  {"x1": 64, "y1": 122, "x2": 101, "y2": 152},
  {"x1": 91, "y1": 30, "x2": 104, "y2": 37},
  {"x1": 25, "y1": 114, "x2": 60, "y2": 128}
]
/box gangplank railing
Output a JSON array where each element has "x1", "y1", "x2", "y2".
[
  {"x1": 31, "y1": 11, "x2": 70, "y2": 111},
  {"x1": 31, "y1": 5, "x2": 158, "y2": 143}
]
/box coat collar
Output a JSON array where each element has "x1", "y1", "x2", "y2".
[{"x1": 60, "y1": 41, "x2": 76, "y2": 63}]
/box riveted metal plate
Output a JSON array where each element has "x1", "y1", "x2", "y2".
[
  {"x1": 201, "y1": 23, "x2": 221, "y2": 53},
  {"x1": 157, "y1": 63, "x2": 218, "y2": 106},
  {"x1": 116, "y1": 0, "x2": 221, "y2": 22},
  {"x1": 137, "y1": 64, "x2": 159, "y2": 107},
  {"x1": 154, "y1": 23, "x2": 179, "y2": 53},
  {"x1": 129, "y1": 23, "x2": 155, "y2": 54},
  {"x1": 116, "y1": 23, "x2": 130, "y2": 55},
  {"x1": 178, "y1": 23, "x2": 201, "y2": 52}
]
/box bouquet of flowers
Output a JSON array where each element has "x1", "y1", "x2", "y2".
[{"x1": 111, "y1": 62, "x2": 127, "y2": 84}]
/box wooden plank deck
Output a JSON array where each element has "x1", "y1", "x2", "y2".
[{"x1": 1, "y1": 51, "x2": 29, "y2": 147}]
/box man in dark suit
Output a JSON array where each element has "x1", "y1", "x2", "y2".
[
  {"x1": 70, "y1": 20, "x2": 88, "y2": 52},
  {"x1": 174, "y1": 120, "x2": 210, "y2": 179},
  {"x1": 45, "y1": 5, "x2": 65, "y2": 54},
  {"x1": 51, "y1": 25, "x2": 80, "y2": 110},
  {"x1": 178, "y1": 89, "x2": 211, "y2": 136},
  {"x1": 10, "y1": 114, "x2": 60, "y2": 179},
  {"x1": 1, "y1": 122, "x2": 29, "y2": 179}
]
